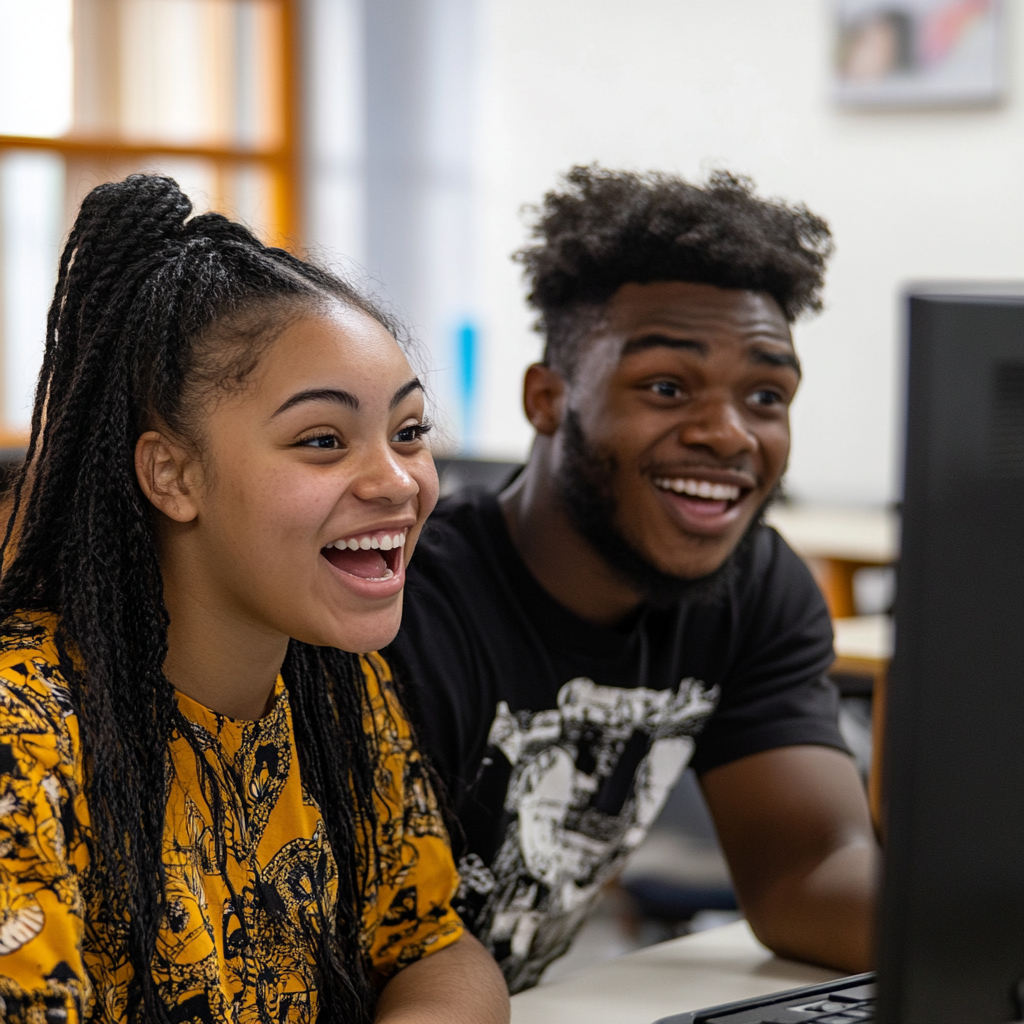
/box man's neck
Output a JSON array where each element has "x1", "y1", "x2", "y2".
[{"x1": 498, "y1": 439, "x2": 644, "y2": 627}]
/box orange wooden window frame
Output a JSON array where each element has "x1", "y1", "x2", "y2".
[{"x1": 0, "y1": 0, "x2": 302, "y2": 250}]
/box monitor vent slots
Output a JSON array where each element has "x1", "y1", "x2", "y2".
[{"x1": 989, "y1": 362, "x2": 1024, "y2": 475}]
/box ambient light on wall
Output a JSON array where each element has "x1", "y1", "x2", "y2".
[{"x1": 456, "y1": 320, "x2": 479, "y2": 451}]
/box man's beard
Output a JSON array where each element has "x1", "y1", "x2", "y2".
[{"x1": 557, "y1": 409, "x2": 767, "y2": 611}]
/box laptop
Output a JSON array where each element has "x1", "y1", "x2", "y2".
[{"x1": 655, "y1": 286, "x2": 1024, "y2": 1024}]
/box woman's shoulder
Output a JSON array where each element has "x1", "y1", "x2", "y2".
[
  {"x1": 0, "y1": 610, "x2": 61, "y2": 658},
  {"x1": 0, "y1": 611, "x2": 76, "y2": 740},
  {"x1": 359, "y1": 651, "x2": 402, "y2": 727},
  {"x1": 357, "y1": 650, "x2": 409, "y2": 735},
  {"x1": 358, "y1": 649, "x2": 392, "y2": 693}
]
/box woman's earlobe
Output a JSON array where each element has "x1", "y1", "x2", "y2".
[{"x1": 135, "y1": 431, "x2": 199, "y2": 523}]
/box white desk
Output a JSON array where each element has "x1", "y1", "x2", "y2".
[
  {"x1": 510, "y1": 922, "x2": 844, "y2": 1024},
  {"x1": 764, "y1": 505, "x2": 898, "y2": 565},
  {"x1": 765, "y1": 504, "x2": 898, "y2": 619}
]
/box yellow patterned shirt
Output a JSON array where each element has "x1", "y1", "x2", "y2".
[{"x1": 0, "y1": 613, "x2": 463, "y2": 1023}]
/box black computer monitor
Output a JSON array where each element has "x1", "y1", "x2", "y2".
[{"x1": 879, "y1": 286, "x2": 1024, "y2": 1023}]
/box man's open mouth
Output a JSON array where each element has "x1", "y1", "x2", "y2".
[
  {"x1": 321, "y1": 530, "x2": 407, "y2": 579},
  {"x1": 652, "y1": 476, "x2": 750, "y2": 517}
]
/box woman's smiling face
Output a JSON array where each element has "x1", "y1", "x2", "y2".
[{"x1": 159, "y1": 302, "x2": 438, "y2": 655}]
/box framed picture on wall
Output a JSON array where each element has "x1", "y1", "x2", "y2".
[{"x1": 834, "y1": 0, "x2": 1005, "y2": 107}]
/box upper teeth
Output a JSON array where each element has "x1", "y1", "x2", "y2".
[
  {"x1": 326, "y1": 531, "x2": 407, "y2": 551},
  {"x1": 654, "y1": 478, "x2": 741, "y2": 501}
]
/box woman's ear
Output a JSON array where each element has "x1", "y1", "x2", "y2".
[{"x1": 135, "y1": 431, "x2": 200, "y2": 523}]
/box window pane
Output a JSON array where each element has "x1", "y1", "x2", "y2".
[
  {"x1": 0, "y1": 0, "x2": 74, "y2": 137},
  {"x1": 0, "y1": 0, "x2": 294, "y2": 432},
  {"x1": 0, "y1": 151, "x2": 64, "y2": 431},
  {"x1": 64, "y1": 155, "x2": 279, "y2": 243},
  {"x1": 73, "y1": 0, "x2": 284, "y2": 148},
  {"x1": 0, "y1": 150, "x2": 281, "y2": 433}
]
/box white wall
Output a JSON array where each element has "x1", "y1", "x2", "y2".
[
  {"x1": 303, "y1": 0, "x2": 364, "y2": 268},
  {"x1": 470, "y1": 0, "x2": 1024, "y2": 505},
  {"x1": 304, "y1": 0, "x2": 480, "y2": 450}
]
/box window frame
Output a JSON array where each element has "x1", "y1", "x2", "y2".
[
  {"x1": 0, "y1": 0, "x2": 302, "y2": 441},
  {"x1": 0, "y1": 0, "x2": 302, "y2": 248}
]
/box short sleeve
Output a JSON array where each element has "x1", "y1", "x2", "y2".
[
  {"x1": 0, "y1": 646, "x2": 90, "y2": 1023},
  {"x1": 690, "y1": 528, "x2": 850, "y2": 776},
  {"x1": 358, "y1": 653, "x2": 464, "y2": 986}
]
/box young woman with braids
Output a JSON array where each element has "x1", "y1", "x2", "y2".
[{"x1": 0, "y1": 174, "x2": 509, "y2": 1024}]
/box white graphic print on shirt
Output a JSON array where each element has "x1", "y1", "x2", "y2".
[{"x1": 456, "y1": 675, "x2": 719, "y2": 991}]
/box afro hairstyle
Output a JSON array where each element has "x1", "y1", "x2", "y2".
[{"x1": 514, "y1": 165, "x2": 834, "y2": 375}]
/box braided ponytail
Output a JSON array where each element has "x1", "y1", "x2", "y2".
[{"x1": 0, "y1": 175, "x2": 397, "y2": 1023}]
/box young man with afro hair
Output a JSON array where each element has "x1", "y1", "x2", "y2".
[{"x1": 389, "y1": 166, "x2": 878, "y2": 992}]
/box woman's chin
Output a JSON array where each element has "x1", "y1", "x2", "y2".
[{"x1": 311, "y1": 600, "x2": 405, "y2": 655}]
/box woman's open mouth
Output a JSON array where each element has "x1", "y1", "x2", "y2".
[{"x1": 321, "y1": 530, "x2": 407, "y2": 580}]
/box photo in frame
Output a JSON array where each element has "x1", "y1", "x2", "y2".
[{"x1": 834, "y1": 0, "x2": 1005, "y2": 107}]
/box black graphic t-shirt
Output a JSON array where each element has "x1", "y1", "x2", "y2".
[{"x1": 388, "y1": 490, "x2": 847, "y2": 992}]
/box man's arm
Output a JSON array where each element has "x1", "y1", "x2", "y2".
[
  {"x1": 375, "y1": 932, "x2": 510, "y2": 1024},
  {"x1": 700, "y1": 744, "x2": 879, "y2": 974}
]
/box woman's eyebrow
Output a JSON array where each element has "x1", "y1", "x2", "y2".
[
  {"x1": 272, "y1": 388, "x2": 359, "y2": 417},
  {"x1": 390, "y1": 377, "x2": 424, "y2": 409},
  {"x1": 271, "y1": 378, "x2": 422, "y2": 418}
]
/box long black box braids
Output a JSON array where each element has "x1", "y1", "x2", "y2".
[{"x1": 0, "y1": 174, "x2": 404, "y2": 1023}]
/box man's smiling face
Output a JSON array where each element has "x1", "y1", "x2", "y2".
[{"x1": 558, "y1": 280, "x2": 799, "y2": 582}]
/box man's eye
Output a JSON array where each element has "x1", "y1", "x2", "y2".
[
  {"x1": 651, "y1": 381, "x2": 682, "y2": 399},
  {"x1": 751, "y1": 389, "x2": 785, "y2": 407},
  {"x1": 392, "y1": 423, "x2": 432, "y2": 444},
  {"x1": 298, "y1": 434, "x2": 342, "y2": 449}
]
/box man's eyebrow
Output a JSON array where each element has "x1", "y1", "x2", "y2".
[
  {"x1": 390, "y1": 377, "x2": 424, "y2": 410},
  {"x1": 620, "y1": 334, "x2": 707, "y2": 357},
  {"x1": 272, "y1": 388, "x2": 359, "y2": 417},
  {"x1": 750, "y1": 348, "x2": 801, "y2": 376},
  {"x1": 620, "y1": 333, "x2": 800, "y2": 375}
]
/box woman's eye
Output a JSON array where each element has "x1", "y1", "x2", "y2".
[
  {"x1": 298, "y1": 433, "x2": 342, "y2": 450},
  {"x1": 392, "y1": 423, "x2": 432, "y2": 444}
]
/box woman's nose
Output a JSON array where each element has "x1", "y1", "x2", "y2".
[{"x1": 351, "y1": 442, "x2": 419, "y2": 504}]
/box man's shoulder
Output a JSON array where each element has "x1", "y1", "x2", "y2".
[
  {"x1": 398, "y1": 488, "x2": 517, "y2": 650},
  {"x1": 406, "y1": 504, "x2": 816, "y2": 632},
  {"x1": 693, "y1": 521, "x2": 828, "y2": 656},
  {"x1": 419, "y1": 487, "x2": 495, "y2": 541},
  {"x1": 735, "y1": 520, "x2": 819, "y2": 606},
  {"x1": 409, "y1": 488, "x2": 508, "y2": 587}
]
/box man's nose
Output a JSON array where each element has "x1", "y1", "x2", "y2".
[{"x1": 678, "y1": 398, "x2": 756, "y2": 459}]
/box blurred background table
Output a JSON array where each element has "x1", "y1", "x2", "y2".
[
  {"x1": 765, "y1": 504, "x2": 899, "y2": 620},
  {"x1": 766, "y1": 503, "x2": 898, "y2": 825},
  {"x1": 831, "y1": 614, "x2": 893, "y2": 692},
  {"x1": 511, "y1": 921, "x2": 844, "y2": 1024}
]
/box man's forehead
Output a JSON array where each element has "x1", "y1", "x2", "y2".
[{"x1": 604, "y1": 281, "x2": 793, "y2": 344}]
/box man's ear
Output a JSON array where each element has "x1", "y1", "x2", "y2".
[
  {"x1": 522, "y1": 363, "x2": 567, "y2": 437},
  {"x1": 135, "y1": 430, "x2": 200, "y2": 523}
]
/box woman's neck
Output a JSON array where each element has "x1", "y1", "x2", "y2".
[{"x1": 160, "y1": 554, "x2": 288, "y2": 721}]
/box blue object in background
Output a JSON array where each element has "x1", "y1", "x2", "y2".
[{"x1": 456, "y1": 319, "x2": 478, "y2": 450}]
